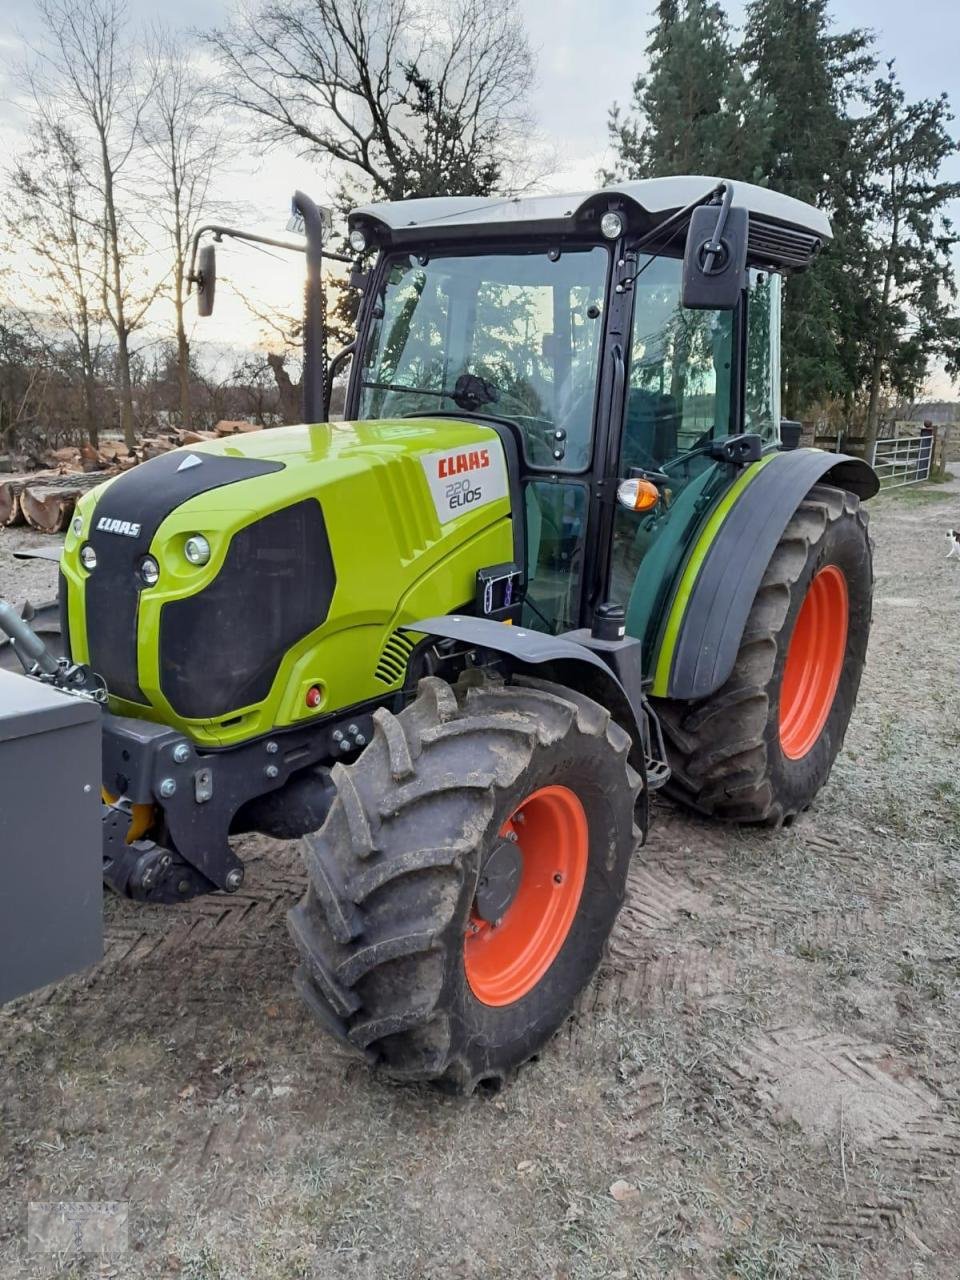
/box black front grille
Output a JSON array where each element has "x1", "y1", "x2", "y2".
[
  {"x1": 84, "y1": 450, "x2": 285, "y2": 705},
  {"x1": 159, "y1": 500, "x2": 336, "y2": 719}
]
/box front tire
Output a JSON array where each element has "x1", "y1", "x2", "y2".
[
  {"x1": 654, "y1": 484, "x2": 872, "y2": 825},
  {"x1": 288, "y1": 673, "x2": 640, "y2": 1092}
]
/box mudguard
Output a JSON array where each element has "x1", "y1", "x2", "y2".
[
  {"x1": 651, "y1": 448, "x2": 878, "y2": 701},
  {"x1": 408, "y1": 614, "x2": 650, "y2": 783}
]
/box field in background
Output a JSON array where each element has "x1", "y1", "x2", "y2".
[{"x1": 1, "y1": 478, "x2": 959, "y2": 1279}]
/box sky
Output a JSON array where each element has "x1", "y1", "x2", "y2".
[{"x1": 2, "y1": 0, "x2": 960, "y2": 394}]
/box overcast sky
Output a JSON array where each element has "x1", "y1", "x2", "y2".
[{"x1": 2, "y1": 0, "x2": 959, "y2": 390}]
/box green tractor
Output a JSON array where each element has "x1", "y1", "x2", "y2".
[{"x1": 0, "y1": 177, "x2": 876, "y2": 1091}]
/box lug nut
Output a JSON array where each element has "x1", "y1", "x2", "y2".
[
  {"x1": 158, "y1": 777, "x2": 176, "y2": 798},
  {"x1": 225, "y1": 868, "x2": 244, "y2": 892},
  {"x1": 354, "y1": 733, "x2": 366, "y2": 746}
]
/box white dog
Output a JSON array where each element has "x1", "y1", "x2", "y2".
[{"x1": 948, "y1": 529, "x2": 960, "y2": 559}]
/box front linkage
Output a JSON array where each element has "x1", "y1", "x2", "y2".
[{"x1": 1, "y1": 598, "x2": 669, "y2": 909}]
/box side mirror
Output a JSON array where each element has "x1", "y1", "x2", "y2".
[
  {"x1": 681, "y1": 204, "x2": 748, "y2": 310},
  {"x1": 196, "y1": 243, "x2": 217, "y2": 317}
]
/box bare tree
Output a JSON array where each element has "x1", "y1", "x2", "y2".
[
  {"x1": 3, "y1": 119, "x2": 106, "y2": 446},
  {"x1": 142, "y1": 30, "x2": 227, "y2": 429},
  {"x1": 203, "y1": 0, "x2": 535, "y2": 201},
  {"x1": 29, "y1": 0, "x2": 156, "y2": 448},
  {"x1": 230, "y1": 282, "x2": 305, "y2": 424}
]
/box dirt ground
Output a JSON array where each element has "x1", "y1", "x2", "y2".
[{"x1": 1, "y1": 475, "x2": 959, "y2": 1280}]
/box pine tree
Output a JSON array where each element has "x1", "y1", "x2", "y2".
[
  {"x1": 607, "y1": 0, "x2": 762, "y2": 180},
  {"x1": 859, "y1": 63, "x2": 960, "y2": 455},
  {"x1": 740, "y1": 0, "x2": 874, "y2": 416}
]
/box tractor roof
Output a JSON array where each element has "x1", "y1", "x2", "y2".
[{"x1": 349, "y1": 176, "x2": 832, "y2": 273}]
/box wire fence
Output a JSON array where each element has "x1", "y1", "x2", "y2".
[{"x1": 869, "y1": 434, "x2": 933, "y2": 489}]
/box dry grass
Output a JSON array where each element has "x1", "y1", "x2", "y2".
[{"x1": 1, "y1": 477, "x2": 959, "y2": 1279}]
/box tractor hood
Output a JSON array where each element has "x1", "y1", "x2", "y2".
[{"x1": 61, "y1": 418, "x2": 517, "y2": 746}]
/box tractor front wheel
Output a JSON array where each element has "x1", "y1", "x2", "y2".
[
  {"x1": 654, "y1": 483, "x2": 871, "y2": 825},
  {"x1": 288, "y1": 673, "x2": 639, "y2": 1092}
]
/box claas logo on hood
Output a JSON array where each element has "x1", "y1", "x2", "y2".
[{"x1": 437, "y1": 448, "x2": 490, "y2": 479}]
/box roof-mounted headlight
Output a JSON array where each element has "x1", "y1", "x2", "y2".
[
  {"x1": 600, "y1": 211, "x2": 625, "y2": 240},
  {"x1": 349, "y1": 227, "x2": 368, "y2": 254}
]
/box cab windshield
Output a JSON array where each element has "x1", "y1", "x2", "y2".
[{"x1": 357, "y1": 247, "x2": 610, "y2": 470}]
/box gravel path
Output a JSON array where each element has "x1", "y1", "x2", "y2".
[{"x1": 1, "y1": 476, "x2": 959, "y2": 1280}]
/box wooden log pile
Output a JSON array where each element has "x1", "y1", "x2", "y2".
[{"x1": 0, "y1": 421, "x2": 262, "y2": 533}]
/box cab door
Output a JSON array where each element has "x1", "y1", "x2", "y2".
[{"x1": 607, "y1": 264, "x2": 781, "y2": 669}]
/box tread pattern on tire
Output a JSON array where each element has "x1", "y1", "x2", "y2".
[
  {"x1": 288, "y1": 671, "x2": 639, "y2": 1091},
  {"x1": 653, "y1": 484, "x2": 871, "y2": 826}
]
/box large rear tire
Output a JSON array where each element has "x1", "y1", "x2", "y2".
[
  {"x1": 653, "y1": 484, "x2": 871, "y2": 825},
  {"x1": 288, "y1": 672, "x2": 640, "y2": 1092}
]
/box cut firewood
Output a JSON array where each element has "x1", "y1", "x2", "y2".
[
  {"x1": 177, "y1": 429, "x2": 219, "y2": 444},
  {"x1": 97, "y1": 441, "x2": 129, "y2": 462},
  {"x1": 20, "y1": 473, "x2": 107, "y2": 533},
  {"x1": 0, "y1": 471, "x2": 59, "y2": 527},
  {"x1": 213, "y1": 419, "x2": 250, "y2": 435},
  {"x1": 0, "y1": 479, "x2": 24, "y2": 526},
  {"x1": 138, "y1": 439, "x2": 174, "y2": 461}
]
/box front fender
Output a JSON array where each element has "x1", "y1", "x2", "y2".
[
  {"x1": 652, "y1": 448, "x2": 878, "y2": 701},
  {"x1": 408, "y1": 614, "x2": 651, "y2": 785}
]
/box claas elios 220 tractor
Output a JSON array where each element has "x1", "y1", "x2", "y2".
[{"x1": 0, "y1": 177, "x2": 876, "y2": 1091}]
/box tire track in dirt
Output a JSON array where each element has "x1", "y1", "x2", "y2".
[{"x1": 717, "y1": 1024, "x2": 960, "y2": 1250}]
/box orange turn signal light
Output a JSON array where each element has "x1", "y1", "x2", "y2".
[{"x1": 616, "y1": 477, "x2": 660, "y2": 512}]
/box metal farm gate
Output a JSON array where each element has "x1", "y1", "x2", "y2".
[{"x1": 870, "y1": 433, "x2": 933, "y2": 489}]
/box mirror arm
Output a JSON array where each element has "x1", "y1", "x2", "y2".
[
  {"x1": 616, "y1": 181, "x2": 730, "y2": 294},
  {"x1": 701, "y1": 183, "x2": 734, "y2": 275},
  {"x1": 631, "y1": 181, "x2": 727, "y2": 258},
  {"x1": 186, "y1": 224, "x2": 352, "y2": 295}
]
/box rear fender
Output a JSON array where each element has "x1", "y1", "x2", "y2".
[{"x1": 651, "y1": 448, "x2": 877, "y2": 701}]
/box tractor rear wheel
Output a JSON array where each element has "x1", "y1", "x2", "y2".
[
  {"x1": 288, "y1": 672, "x2": 639, "y2": 1092},
  {"x1": 653, "y1": 484, "x2": 871, "y2": 825}
]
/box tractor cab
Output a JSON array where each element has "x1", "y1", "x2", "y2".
[{"x1": 342, "y1": 177, "x2": 827, "y2": 667}]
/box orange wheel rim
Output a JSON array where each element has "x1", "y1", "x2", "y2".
[
  {"x1": 464, "y1": 785, "x2": 588, "y2": 1007},
  {"x1": 779, "y1": 564, "x2": 849, "y2": 760}
]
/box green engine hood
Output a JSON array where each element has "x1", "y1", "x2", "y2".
[{"x1": 62, "y1": 418, "x2": 516, "y2": 745}]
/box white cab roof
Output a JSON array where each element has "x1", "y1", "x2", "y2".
[{"x1": 351, "y1": 176, "x2": 833, "y2": 242}]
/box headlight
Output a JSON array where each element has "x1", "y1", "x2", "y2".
[
  {"x1": 139, "y1": 555, "x2": 160, "y2": 586},
  {"x1": 349, "y1": 227, "x2": 368, "y2": 253},
  {"x1": 79, "y1": 543, "x2": 97, "y2": 571},
  {"x1": 600, "y1": 211, "x2": 624, "y2": 240},
  {"x1": 71, "y1": 515, "x2": 84, "y2": 536},
  {"x1": 184, "y1": 534, "x2": 211, "y2": 566}
]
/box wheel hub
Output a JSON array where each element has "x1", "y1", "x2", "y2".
[
  {"x1": 474, "y1": 839, "x2": 524, "y2": 924},
  {"x1": 464, "y1": 784, "x2": 589, "y2": 1007}
]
